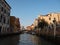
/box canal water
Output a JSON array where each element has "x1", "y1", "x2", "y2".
[{"x1": 0, "y1": 33, "x2": 56, "y2": 45}]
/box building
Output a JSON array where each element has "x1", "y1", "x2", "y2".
[
  {"x1": 26, "y1": 24, "x2": 35, "y2": 31},
  {"x1": 31, "y1": 24, "x2": 35, "y2": 30},
  {"x1": 15, "y1": 18, "x2": 20, "y2": 31},
  {"x1": 37, "y1": 13, "x2": 60, "y2": 36},
  {"x1": 10, "y1": 16, "x2": 20, "y2": 33},
  {"x1": 26, "y1": 26, "x2": 31, "y2": 31},
  {"x1": 10, "y1": 16, "x2": 15, "y2": 32},
  {"x1": 33, "y1": 19, "x2": 38, "y2": 28},
  {"x1": 0, "y1": 0, "x2": 11, "y2": 33},
  {"x1": 38, "y1": 13, "x2": 60, "y2": 25}
]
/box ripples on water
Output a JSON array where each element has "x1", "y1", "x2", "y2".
[{"x1": 0, "y1": 33, "x2": 55, "y2": 45}]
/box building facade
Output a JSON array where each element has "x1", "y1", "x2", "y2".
[
  {"x1": 10, "y1": 16, "x2": 20, "y2": 33},
  {"x1": 15, "y1": 18, "x2": 20, "y2": 31},
  {"x1": 38, "y1": 13, "x2": 60, "y2": 25},
  {"x1": 33, "y1": 19, "x2": 38, "y2": 28},
  {"x1": 10, "y1": 16, "x2": 15, "y2": 32},
  {"x1": 26, "y1": 26, "x2": 32, "y2": 31},
  {"x1": 0, "y1": 0, "x2": 11, "y2": 33}
]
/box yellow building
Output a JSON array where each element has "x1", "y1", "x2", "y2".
[
  {"x1": 33, "y1": 19, "x2": 38, "y2": 27},
  {"x1": 38, "y1": 13, "x2": 60, "y2": 25}
]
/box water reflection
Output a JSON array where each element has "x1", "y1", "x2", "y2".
[
  {"x1": 19, "y1": 33, "x2": 55, "y2": 45},
  {"x1": 0, "y1": 33, "x2": 55, "y2": 45}
]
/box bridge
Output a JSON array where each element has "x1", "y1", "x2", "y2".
[
  {"x1": 20, "y1": 30, "x2": 28, "y2": 33},
  {"x1": 20, "y1": 30, "x2": 36, "y2": 35}
]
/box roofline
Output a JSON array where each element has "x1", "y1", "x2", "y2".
[{"x1": 4, "y1": 0, "x2": 11, "y2": 9}]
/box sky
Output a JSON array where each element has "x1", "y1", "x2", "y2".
[{"x1": 6, "y1": 0, "x2": 60, "y2": 27}]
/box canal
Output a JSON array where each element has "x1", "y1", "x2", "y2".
[{"x1": 0, "y1": 33, "x2": 56, "y2": 45}]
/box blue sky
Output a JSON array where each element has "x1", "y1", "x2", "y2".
[{"x1": 6, "y1": 0, "x2": 60, "y2": 27}]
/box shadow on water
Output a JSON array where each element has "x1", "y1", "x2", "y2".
[{"x1": 0, "y1": 35, "x2": 20, "y2": 45}]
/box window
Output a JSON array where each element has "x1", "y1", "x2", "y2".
[
  {"x1": 53, "y1": 18, "x2": 56, "y2": 23},
  {"x1": 0, "y1": 4, "x2": 2, "y2": 11},
  {"x1": 0, "y1": 0, "x2": 1, "y2": 2},
  {"x1": 49, "y1": 17, "x2": 51, "y2": 20},
  {"x1": 3, "y1": 17, "x2": 5, "y2": 23},
  {"x1": 7, "y1": 19, "x2": 9, "y2": 24},
  {"x1": 7, "y1": 28, "x2": 9, "y2": 32},
  {"x1": 0, "y1": 4, "x2": 1, "y2": 8},
  {"x1": 4, "y1": 9, "x2": 6, "y2": 13},
  {"x1": 1, "y1": 7, "x2": 3, "y2": 11},
  {"x1": 8, "y1": 13, "x2": 10, "y2": 16},
  {"x1": 0, "y1": 15, "x2": 2, "y2": 22},
  {"x1": 0, "y1": 26, "x2": 2, "y2": 32},
  {"x1": 54, "y1": 18, "x2": 56, "y2": 20},
  {"x1": 1, "y1": 14, "x2": 2, "y2": 19}
]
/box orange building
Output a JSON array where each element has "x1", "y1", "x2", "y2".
[
  {"x1": 31, "y1": 24, "x2": 35, "y2": 30},
  {"x1": 26, "y1": 24, "x2": 35, "y2": 31},
  {"x1": 10, "y1": 16, "x2": 20, "y2": 33},
  {"x1": 15, "y1": 18, "x2": 20, "y2": 31},
  {"x1": 26, "y1": 26, "x2": 31, "y2": 31}
]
